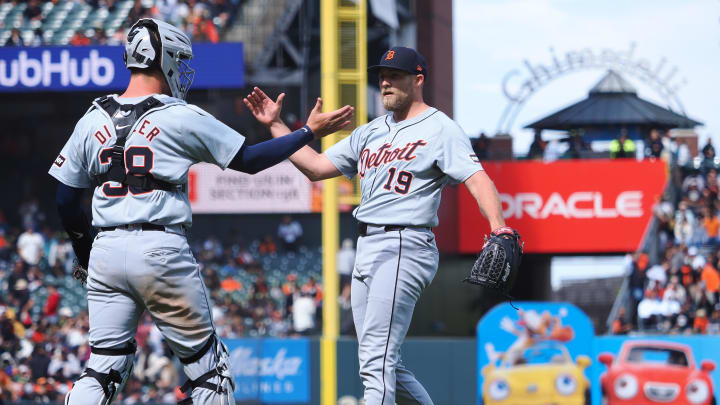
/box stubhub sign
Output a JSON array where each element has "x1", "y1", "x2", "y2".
[
  {"x1": 0, "y1": 43, "x2": 244, "y2": 91},
  {"x1": 225, "y1": 338, "x2": 310, "y2": 403}
]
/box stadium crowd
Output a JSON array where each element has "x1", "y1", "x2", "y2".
[
  {"x1": 614, "y1": 133, "x2": 720, "y2": 335},
  {"x1": 2, "y1": 0, "x2": 239, "y2": 47},
  {"x1": 0, "y1": 201, "x2": 341, "y2": 402}
]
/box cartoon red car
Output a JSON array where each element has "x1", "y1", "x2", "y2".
[{"x1": 598, "y1": 340, "x2": 715, "y2": 405}]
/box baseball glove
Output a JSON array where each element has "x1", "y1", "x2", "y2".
[
  {"x1": 463, "y1": 227, "x2": 523, "y2": 296},
  {"x1": 72, "y1": 259, "x2": 88, "y2": 285}
]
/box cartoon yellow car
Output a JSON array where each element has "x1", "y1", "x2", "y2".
[{"x1": 482, "y1": 342, "x2": 591, "y2": 405}]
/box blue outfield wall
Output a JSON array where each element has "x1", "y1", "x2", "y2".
[
  {"x1": 222, "y1": 337, "x2": 476, "y2": 405},
  {"x1": 477, "y1": 302, "x2": 720, "y2": 405},
  {"x1": 0, "y1": 43, "x2": 244, "y2": 92}
]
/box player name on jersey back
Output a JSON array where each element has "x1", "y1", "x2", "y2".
[{"x1": 49, "y1": 94, "x2": 245, "y2": 228}]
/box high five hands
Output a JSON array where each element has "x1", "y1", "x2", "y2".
[{"x1": 243, "y1": 87, "x2": 354, "y2": 139}]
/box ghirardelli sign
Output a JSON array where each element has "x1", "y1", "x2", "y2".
[{"x1": 497, "y1": 43, "x2": 688, "y2": 133}]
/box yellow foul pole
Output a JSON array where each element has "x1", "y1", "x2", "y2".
[
  {"x1": 320, "y1": 1, "x2": 366, "y2": 404},
  {"x1": 320, "y1": 1, "x2": 340, "y2": 404}
]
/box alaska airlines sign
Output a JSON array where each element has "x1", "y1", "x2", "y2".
[
  {"x1": 455, "y1": 159, "x2": 668, "y2": 253},
  {"x1": 497, "y1": 43, "x2": 687, "y2": 133}
]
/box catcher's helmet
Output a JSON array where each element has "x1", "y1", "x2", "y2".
[{"x1": 123, "y1": 18, "x2": 194, "y2": 100}]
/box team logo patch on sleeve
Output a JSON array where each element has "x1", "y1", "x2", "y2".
[
  {"x1": 54, "y1": 154, "x2": 66, "y2": 168},
  {"x1": 470, "y1": 154, "x2": 481, "y2": 163}
]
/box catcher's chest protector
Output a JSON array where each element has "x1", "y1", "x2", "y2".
[{"x1": 91, "y1": 96, "x2": 180, "y2": 193}]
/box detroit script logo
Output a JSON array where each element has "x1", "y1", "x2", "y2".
[{"x1": 358, "y1": 140, "x2": 427, "y2": 178}]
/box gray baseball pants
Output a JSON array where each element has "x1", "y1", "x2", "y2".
[
  {"x1": 66, "y1": 226, "x2": 233, "y2": 405},
  {"x1": 352, "y1": 225, "x2": 438, "y2": 405}
]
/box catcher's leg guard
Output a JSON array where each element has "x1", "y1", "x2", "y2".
[
  {"x1": 178, "y1": 334, "x2": 236, "y2": 405},
  {"x1": 65, "y1": 341, "x2": 136, "y2": 405}
]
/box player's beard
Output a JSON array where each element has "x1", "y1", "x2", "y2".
[{"x1": 382, "y1": 89, "x2": 412, "y2": 112}]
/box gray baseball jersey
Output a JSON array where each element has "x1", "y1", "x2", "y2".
[
  {"x1": 52, "y1": 93, "x2": 243, "y2": 405},
  {"x1": 327, "y1": 106, "x2": 483, "y2": 405},
  {"x1": 326, "y1": 107, "x2": 482, "y2": 227},
  {"x1": 49, "y1": 94, "x2": 244, "y2": 228}
]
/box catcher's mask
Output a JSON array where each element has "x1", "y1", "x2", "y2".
[{"x1": 123, "y1": 18, "x2": 195, "y2": 100}]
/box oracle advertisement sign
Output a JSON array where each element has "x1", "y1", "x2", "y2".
[{"x1": 458, "y1": 159, "x2": 668, "y2": 253}]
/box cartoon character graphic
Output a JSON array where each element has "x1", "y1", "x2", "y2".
[
  {"x1": 482, "y1": 341, "x2": 591, "y2": 405},
  {"x1": 482, "y1": 307, "x2": 589, "y2": 404},
  {"x1": 598, "y1": 340, "x2": 716, "y2": 405},
  {"x1": 494, "y1": 308, "x2": 575, "y2": 367}
]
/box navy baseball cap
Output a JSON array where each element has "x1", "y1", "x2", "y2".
[{"x1": 368, "y1": 46, "x2": 427, "y2": 77}]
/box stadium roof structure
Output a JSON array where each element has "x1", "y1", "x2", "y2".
[{"x1": 525, "y1": 70, "x2": 702, "y2": 131}]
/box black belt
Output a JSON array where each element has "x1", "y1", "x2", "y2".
[
  {"x1": 100, "y1": 223, "x2": 166, "y2": 232},
  {"x1": 358, "y1": 222, "x2": 427, "y2": 237}
]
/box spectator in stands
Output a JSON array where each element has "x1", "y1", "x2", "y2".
[
  {"x1": 268, "y1": 309, "x2": 289, "y2": 337},
  {"x1": 193, "y1": 10, "x2": 219, "y2": 43},
  {"x1": 701, "y1": 139, "x2": 717, "y2": 174},
  {"x1": 18, "y1": 198, "x2": 44, "y2": 231},
  {"x1": 611, "y1": 307, "x2": 632, "y2": 335},
  {"x1": 473, "y1": 132, "x2": 490, "y2": 160},
  {"x1": 644, "y1": 129, "x2": 664, "y2": 159},
  {"x1": 69, "y1": 30, "x2": 90, "y2": 46},
  {"x1": 90, "y1": 29, "x2": 108, "y2": 45},
  {"x1": 282, "y1": 273, "x2": 299, "y2": 313},
  {"x1": 28, "y1": 346, "x2": 50, "y2": 381},
  {"x1": 201, "y1": 235, "x2": 223, "y2": 263},
  {"x1": 156, "y1": 0, "x2": 180, "y2": 24},
  {"x1": 43, "y1": 284, "x2": 61, "y2": 324},
  {"x1": 235, "y1": 246, "x2": 256, "y2": 266},
  {"x1": 126, "y1": 0, "x2": 150, "y2": 26},
  {"x1": 278, "y1": 215, "x2": 303, "y2": 251},
  {"x1": 675, "y1": 137, "x2": 691, "y2": 167},
  {"x1": 561, "y1": 130, "x2": 589, "y2": 159},
  {"x1": 629, "y1": 253, "x2": 648, "y2": 301},
  {"x1": 203, "y1": 266, "x2": 220, "y2": 291},
  {"x1": 5, "y1": 28, "x2": 24, "y2": 47},
  {"x1": 258, "y1": 234, "x2": 277, "y2": 255},
  {"x1": 700, "y1": 258, "x2": 720, "y2": 302},
  {"x1": 527, "y1": 130, "x2": 546, "y2": 160},
  {"x1": 220, "y1": 273, "x2": 242, "y2": 292},
  {"x1": 674, "y1": 201, "x2": 696, "y2": 246},
  {"x1": 694, "y1": 308, "x2": 709, "y2": 333},
  {"x1": 609, "y1": 130, "x2": 635, "y2": 159},
  {"x1": 292, "y1": 292, "x2": 316, "y2": 335},
  {"x1": 663, "y1": 275, "x2": 685, "y2": 306},
  {"x1": 638, "y1": 289, "x2": 662, "y2": 330},
  {"x1": 654, "y1": 195, "x2": 675, "y2": 250},
  {"x1": 702, "y1": 207, "x2": 720, "y2": 245},
  {"x1": 23, "y1": 0, "x2": 42, "y2": 22},
  {"x1": 0, "y1": 228, "x2": 9, "y2": 261},
  {"x1": 251, "y1": 274, "x2": 269, "y2": 301},
  {"x1": 337, "y1": 238, "x2": 355, "y2": 289},
  {"x1": 302, "y1": 276, "x2": 322, "y2": 303},
  {"x1": 703, "y1": 139, "x2": 716, "y2": 161}
]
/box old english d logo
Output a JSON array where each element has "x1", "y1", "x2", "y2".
[{"x1": 385, "y1": 50, "x2": 395, "y2": 60}]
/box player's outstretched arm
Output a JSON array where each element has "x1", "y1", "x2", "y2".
[
  {"x1": 244, "y1": 87, "x2": 346, "y2": 181},
  {"x1": 464, "y1": 170, "x2": 506, "y2": 231}
]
